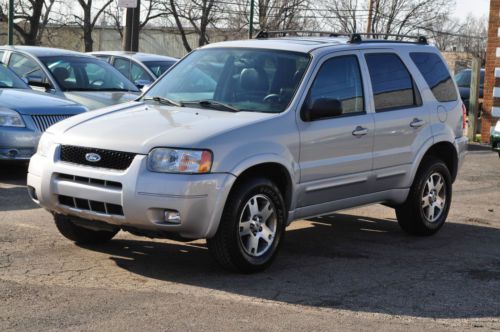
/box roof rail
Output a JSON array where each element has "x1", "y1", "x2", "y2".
[{"x1": 254, "y1": 30, "x2": 428, "y2": 45}]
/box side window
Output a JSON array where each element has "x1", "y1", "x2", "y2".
[
  {"x1": 130, "y1": 62, "x2": 151, "y2": 83},
  {"x1": 8, "y1": 53, "x2": 46, "y2": 81},
  {"x1": 113, "y1": 57, "x2": 131, "y2": 80},
  {"x1": 410, "y1": 52, "x2": 458, "y2": 102},
  {"x1": 365, "y1": 53, "x2": 419, "y2": 111},
  {"x1": 305, "y1": 55, "x2": 364, "y2": 119},
  {"x1": 0, "y1": 51, "x2": 5, "y2": 63}
]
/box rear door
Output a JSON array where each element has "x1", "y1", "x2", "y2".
[
  {"x1": 297, "y1": 51, "x2": 375, "y2": 207},
  {"x1": 363, "y1": 51, "x2": 432, "y2": 190}
]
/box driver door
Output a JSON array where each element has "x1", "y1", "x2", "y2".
[{"x1": 297, "y1": 51, "x2": 375, "y2": 208}]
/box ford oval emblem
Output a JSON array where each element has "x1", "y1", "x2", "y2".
[{"x1": 85, "y1": 152, "x2": 101, "y2": 163}]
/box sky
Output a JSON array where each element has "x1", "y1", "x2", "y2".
[{"x1": 454, "y1": 0, "x2": 490, "y2": 19}]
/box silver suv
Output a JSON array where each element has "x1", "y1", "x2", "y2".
[{"x1": 28, "y1": 33, "x2": 468, "y2": 272}]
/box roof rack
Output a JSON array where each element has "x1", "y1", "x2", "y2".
[{"x1": 254, "y1": 30, "x2": 428, "y2": 45}]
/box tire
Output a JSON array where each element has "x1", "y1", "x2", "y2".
[
  {"x1": 207, "y1": 177, "x2": 286, "y2": 273},
  {"x1": 396, "y1": 156, "x2": 452, "y2": 236},
  {"x1": 54, "y1": 214, "x2": 119, "y2": 244}
]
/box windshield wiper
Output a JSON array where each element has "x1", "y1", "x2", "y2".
[
  {"x1": 144, "y1": 96, "x2": 183, "y2": 107},
  {"x1": 183, "y1": 100, "x2": 240, "y2": 112}
]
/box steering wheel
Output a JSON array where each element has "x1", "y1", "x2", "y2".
[
  {"x1": 89, "y1": 79, "x2": 105, "y2": 87},
  {"x1": 263, "y1": 94, "x2": 281, "y2": 103}
]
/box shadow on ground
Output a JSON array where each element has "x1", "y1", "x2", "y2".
[{"x1": 80, "y1": 213, "x2": 500, "y2": 320}]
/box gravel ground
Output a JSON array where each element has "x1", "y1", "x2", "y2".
[{"x1": 0, "y1": 145, "x2": 499, "y2": 331}]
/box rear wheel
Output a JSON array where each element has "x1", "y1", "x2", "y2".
[
  {"x1": 207, "y1": 177, "x2": 286, "y2": 273},
  {"x1": 396, "y1": 157, "x2": 452, "y2": 236},
  {"x1": 54, "y1": 214, "x2": 119, "y2": 244}
]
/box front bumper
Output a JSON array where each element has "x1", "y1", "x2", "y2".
[
  {"x1": 27, "y1": 145, "x2": 236, "y2": 239},
  {"x1": 0, "y1": 126, "x2": 40, "y2": 160}
]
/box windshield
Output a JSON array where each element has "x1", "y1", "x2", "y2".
[
  {"x1": 40, "y1": 56, "x2": 139, "y2": 92},
  {"x1": 144, "y1": 48, "x2": 310, "y2": 113},
  {"x1": 0, "y1": 64, "x2": 30, "y2": 89},
  {"x1": 454, "y1": 70, "x2": 485, "y2": 88},
  {"x1": 143, "y1": 60, "x2": 176, "y2": 77}
]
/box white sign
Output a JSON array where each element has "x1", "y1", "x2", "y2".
[{"x1": 117, "y1": 0, "x2": 137, "y2": 8}]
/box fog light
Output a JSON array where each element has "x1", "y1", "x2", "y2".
[{"x1": 164, "y1": 210, "x2": 181, "y2": 224}]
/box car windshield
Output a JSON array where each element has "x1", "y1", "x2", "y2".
[
  {"x1": 0, "y1": 64, "x2": 29, "y2": 89},
  {"x1": 144, "y1": 48, "x2": 310, "y2": 113},
  {"x1": 40, "y1": 55, "x2": 139, "y2": 92},
  {"x1": 454, "y1": 70, "x2": 485, "y2": 88},
  {"x1": 143, "y1": 60, "x2": 176, "y2": 77}
]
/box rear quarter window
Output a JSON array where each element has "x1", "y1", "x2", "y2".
[{"x1": 410, "y1": 52, "x2": 458, "y2": 102}]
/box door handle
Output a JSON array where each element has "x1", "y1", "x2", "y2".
[
  {"x1": 352, "y1": 126, "x2": 368, "y2": 137},
  {"x1": 410, "y1": 118, "x2": 425, "y2": 128}
]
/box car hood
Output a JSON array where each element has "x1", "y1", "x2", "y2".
[
  {"x1": 49, "y1": 101, "x2": 275, "y2": 154},
  {"x1": 0, "y1": 89, "x2": 86, "y2": 115},
  {"x1": 63, "y1": 91, "x2": 140, "y2": 110}
]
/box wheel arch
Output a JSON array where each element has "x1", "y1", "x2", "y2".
[{"x1": 412, "y1": 140, "x2": 459, "y2": 184}]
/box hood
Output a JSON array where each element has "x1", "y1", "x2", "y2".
[
  {"x1": 63, "y1": 91, "x2": 141, "y2": 110},
  {"x1": 0, "y1": 89, "x2": 87, "y2": 115},
  {"x1": 50, "y1": 101, "x2": 274, "y2": 154}
]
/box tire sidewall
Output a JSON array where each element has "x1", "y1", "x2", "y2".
[
  {"x1": 414, "y1": 161, "x2": 452, "y2": 232},
  {"x1": 226, "y1": 178, "x2": 286, "y2": 270}
]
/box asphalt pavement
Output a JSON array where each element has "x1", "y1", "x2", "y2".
[{"x1": 0, "y1": 146, "x2": 499, "y2": 331}]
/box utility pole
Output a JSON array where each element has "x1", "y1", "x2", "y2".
[
  {"x1": 366, "y1": 0, "x2": 374, "y2": 34},
  {"x1": 8, "y1": 0, "x2": 14, "y2": 45},
  {"x1": 121, "y1": 0, "x2": 141, "y2": 51},
  {"x1": 249, "y1": 0, "x2": 255, "y2": 39},
  {"x1": 468, "y1": 57, "x2": 482, "y2": 142}
]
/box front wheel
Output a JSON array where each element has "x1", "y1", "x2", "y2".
[
  {"x1": 207, "y1": 177, "x2": 286, "y2": 273},
  {"x1": 396, "y1": 157, "x2": 452, "y2": 236}
]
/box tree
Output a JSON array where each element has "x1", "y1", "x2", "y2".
[
  {"x1": 456, "y1": 15, "x2": 487, "y2": 64},
  {"x1": 321, "y1": 0, "x2": 450, "y2": 39},
  {"x1": 71, "y1": 0, "x2": 113, "y2": 52},
  {"x1": 0, "y1": 0, "x2": 55, "y2": 45},
  {"x1": 166, "y1": 0, "x2": 221, "y2": 52}
]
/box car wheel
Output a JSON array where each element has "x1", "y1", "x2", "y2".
[
  {"x1": 207, "y1": 177, "x2": 286, "y2": 273},
  {"x1": 396, "y1": 156, "x2": 452, "y2": 236},
  {"x1": 54, "y1": 214, "x2": 119, "y2": 244}
]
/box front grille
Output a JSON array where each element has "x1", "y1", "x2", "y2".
[
  {"x1": 56, "y1": 173, "x2": 122, "y2": 189},
  {"x1": 60, "y1": 145, "x2": 136, "y2": 170},
  {"x1": 58, "y1": 195, "x2": 124, "y2": 216},
  {"x1": 32, "y1": 115, "x2": 73, "y2": 132}
]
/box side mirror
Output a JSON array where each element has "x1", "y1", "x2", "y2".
[
  {"x1": 301, "y1": 98, "x2": 343, "y2": 122},
  {"x1": 26, "y1": 75, "x2": 50, "y2": 90}
]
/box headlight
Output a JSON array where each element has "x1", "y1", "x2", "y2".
[
  {"x1": 37, "y1": 132, "x2": 55, "y2": 157},
  {"x1": 147, "y1": 148, "x2": 212, "y2": 173},
  {"x1": 0, "y1": 108, "x2": 25, "y2": 127}
]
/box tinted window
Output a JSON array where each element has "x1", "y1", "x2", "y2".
[
  {"x1": 411, "y1": 52, "x2": 458, "y2": 102},
  {"x1": 41, "y1": 56, "x2": 139, "y2": 92},
  {"x1": 0, "y1": 64, "x2": 30, "y2": 89},
  {"x1": 305, "y1": 55, "x2": 364, "y2": 118},
  {"x1": 144, "y1": 60, "x2": 176, "y2": 77},
  {"x1": 131, "y1": 62, "x2": 152, "y2": 83},
  {"x1": 8, "y1": 53, "x2": 47, "y2": 82},
  {"x1": 113, "y1": 57, "x2": 131, "y2": 80},
  {"x1": 365, "y1": 53, "x2": 418, "y2": 111}
]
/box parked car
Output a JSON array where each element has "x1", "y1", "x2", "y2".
[
  {"x1": 0, "y1": 46, "x2": 141, "y2": 110},
  {"x1": 491, "y1": 120, "x2": 500, "y2": 157},
  {"x1": 28, "y1": 33, "x2": 468, "y2": 272},
  {"x1": 90, "y1": 51, "x2": 178, "y2": 88},
  {"x1": 454, "y1": 68, "x2": 485, "y2": 114},
  {"x1": 0, "y1": 63, "x2": 87, "y2": 161}
]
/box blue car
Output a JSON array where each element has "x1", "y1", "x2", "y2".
[{"x1": 0, "y1": 64, "x2": 87, "y2": 161}]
